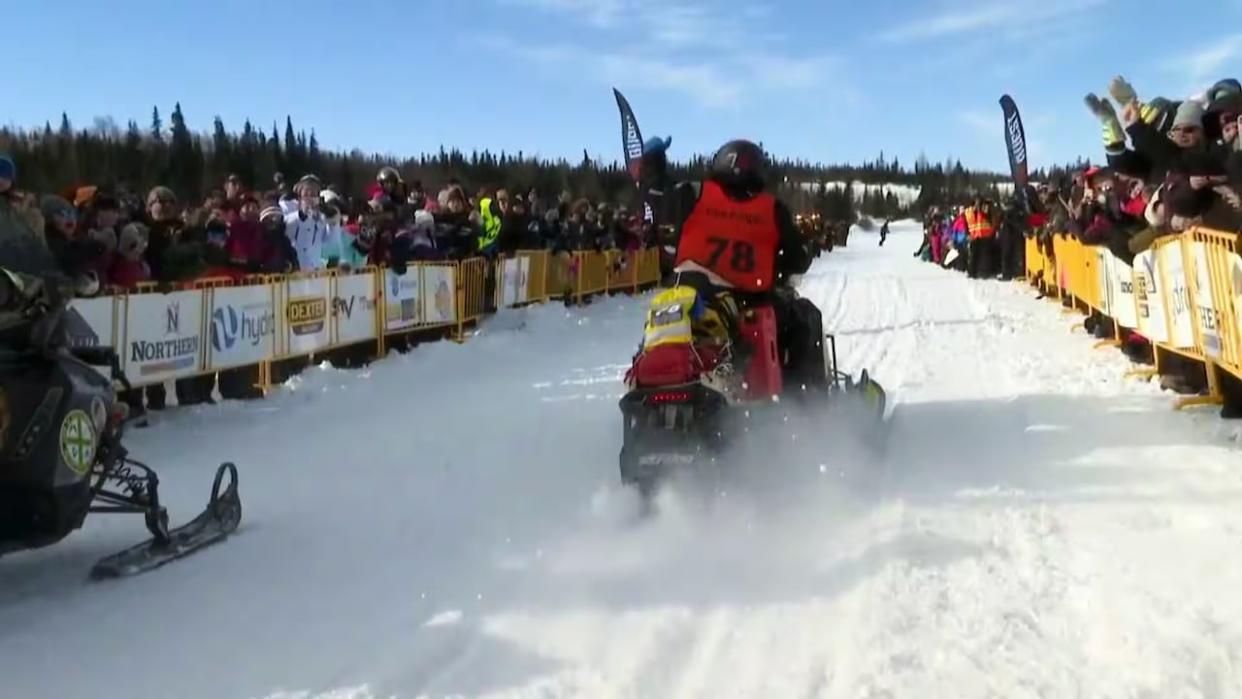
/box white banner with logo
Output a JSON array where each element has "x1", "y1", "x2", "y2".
[
  {"x1": 67, "y1": 296, "x2": 118, "y2": 350},
  {"x1": 1189, "y1": 241, "x2": 1221, "y2": 359},
  {"x1": 123, "y1": 290, "x2": 204, "y2": 385},
  {"x1": 383, "y1": 268, "x2": 423, "y2": 332},
  {"x1": 1134, "y1": 250, "x2": 1168, "y2": 344},
  {"x1": 422, "y1": 265, "x2": 457, "y2": 325},
  {"x1": 1233, "y1": 255, "x2": 1242, "y2": 349},
  {"x1": 207, "y1": 285, "x2": 277, "y2": 370},
  {"x1": 1095, "y1": 247, "x2": 1112, "y2": 317},
  {"x1": 500, "y1": 256, "x2": 530, "y2": 307},
  {"x1": 1109, "y1": 252, "x2": 1137, "y2": 330},
  {"x1": 333, "y1": 272, "x2": 378, "y2": 345},
  {"x1": 282, "y1": 276, "x2": 332, "y2": 356},
  {"x1": 1159, "y1": 242, "x2": 1196, "y2": 349}
]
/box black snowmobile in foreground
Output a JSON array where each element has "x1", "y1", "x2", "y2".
[
  {"x1": 0, "y1": 268, "x2": 241, "y2": 580},
  {"x1": 619, "y1": 279, "x2": 889, "y2": 500}
]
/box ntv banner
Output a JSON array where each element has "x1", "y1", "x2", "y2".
[
  {"x1": 332, "y1": 272, "x2": 379, "y2": 345},
  {"x1": 123, "y1": 290, "x2": 204, "y2": 385}
]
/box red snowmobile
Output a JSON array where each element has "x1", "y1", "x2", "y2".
[{"x1": 619, "y1": 281, "x2": 886, "y2": 498}]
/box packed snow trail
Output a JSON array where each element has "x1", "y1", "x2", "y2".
[{"x1": 2, "y1": 221, "x2": 1241, "y2": 698}]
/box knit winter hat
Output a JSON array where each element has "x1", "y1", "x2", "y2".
[
  {"x1": 0, "y1": 155, "x2": 15, "y2": 182},
  {"x1": 119, "y1": 222, "x2": 149, "y2": 258},
  {"x1": 259, "y1": 205, "x2": 284, "y2": 222},
  {"x1": 643, "y1": 136, "x2": 672, "y2": 155},
  {"x1": 1173, "y1": 100, "x2": 1205, "y2": 130},
  {"x1": 40, "y1": 194, "x2": 75, "y2": 220}
]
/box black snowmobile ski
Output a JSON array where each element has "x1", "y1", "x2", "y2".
[{"x1": 90, "y1": 462, "x2": 241, "y2": 580}]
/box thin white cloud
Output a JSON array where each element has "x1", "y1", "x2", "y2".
[
  {"x1": 498, "y1": 0, "x2": 626, "y2": 27},
  {"x1": 1168, "y1": 33, "x2": 1242, "y2": 86},
  {"x1": 485, "y1": 0, "x2": 847, "y2": 109},
  {"x1": 958, "y1": 110, "x2": 993, "y2": 132},
  {"x1": 880, "y1": 0, "x2": 1104, "y2": 42}
]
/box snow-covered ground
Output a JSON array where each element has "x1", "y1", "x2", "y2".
[{"x1": 3, "y1": 221, "x2": 1241, "y2": 699}]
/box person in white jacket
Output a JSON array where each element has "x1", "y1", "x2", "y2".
[{"x1": 284, "y1": 175, "x2": 339, "y2": 271}]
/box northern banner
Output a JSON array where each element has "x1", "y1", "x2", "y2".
[{"x1": 123, "y1": 290, "x2": 204, "y2": 385}]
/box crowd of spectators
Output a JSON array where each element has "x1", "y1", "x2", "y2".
[
  {"x1": 0, "y1": 156, "x2": 660, "y2": 418},
  {"x1": 0, "y1": 160, "x2": 653, "y2": 298},
  {"x1": 915, "y1": 75, "x2": 1242, "y2": 410}
]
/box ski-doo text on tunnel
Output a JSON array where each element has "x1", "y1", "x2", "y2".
[
  {"x1": 619, "y1": 139, "x2": 887, "y2": 498},
  {"x1": 0, "y1": 268, "x2": 241, "y2": 580}
]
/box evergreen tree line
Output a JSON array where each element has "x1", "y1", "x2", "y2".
[{"x1": 0, "y1": 103, "x2": 1085, "y2": 217}]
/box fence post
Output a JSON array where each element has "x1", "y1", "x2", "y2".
[{"x1": 455, "y1": 260, "x2": 466, "y2": 342}]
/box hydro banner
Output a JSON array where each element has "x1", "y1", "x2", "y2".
[
  {"x1": 207, "y1": 285, "x2": 276, "y2": 370},
  {"x1": 999, "y1": 94, "x2": 1030, "y2": 210}
]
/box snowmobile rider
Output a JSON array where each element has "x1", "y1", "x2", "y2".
[{"x1": 642, "y1": 138, "x2": 814, "y2": 374}]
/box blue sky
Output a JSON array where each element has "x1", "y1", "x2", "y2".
[{"x1": 7, "y1": 0, "x2": 1241, "y2": 173}]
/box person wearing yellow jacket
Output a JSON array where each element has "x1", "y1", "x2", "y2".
[{"x1": 963, "y1": 197, "x2": 998, "y2": 278}]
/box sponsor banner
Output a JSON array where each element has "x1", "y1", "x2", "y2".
[
  {"x1": 67, "y1": 296, "x2": 116, "y2": 349},
  {"x1": 208, "y1": 285, "x2": 276, "y2": 370},
  {"x1": 1190, "y1": 241, "x2": 1221, "y2": 359},
  {"x1": 1095, "y1": 247, "x2": 1112, "y2": 316},
  {"x1": 1134, "y1": 250, "x2": 1168, "y2": 344},
  {"x1": 284, "y1": 276, "x2": 332, "y2": 355},
  {"x1": 124, "y1": 290, "x2": 203, "y2": 384},
  {"x1": 999, "y1": 94, "x2": 1030, "y2": 212},
  {"x1": 422, "y1": 265, "x2": 457, "y2": 325},
  {"x1": 1109, "y1": 252, "x2": 1137, "y2": 330},
  {"x1": 1160, "y1": 242, "x2": 1195, "y2": 349},
  {"x1": 500, "y1": 257, "x2": 530, "y2": 307},
  {"x1": 1233, "y1": 255, "x2": 1242, "y2": 351},
  {"x1": 383, "y1": 268, "x2": 423, "y2": 332},
  {"x1": 333, "y1": 272, "x2": 379, "y2": 345}
]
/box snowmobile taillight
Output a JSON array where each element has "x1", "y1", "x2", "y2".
[{"x1": 647, "y1": 390, "x2": 692, "y2": 404}]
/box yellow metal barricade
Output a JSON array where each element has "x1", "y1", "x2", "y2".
[
  {"x1": 635, "y1": 247, "x2": 662, "y2": 287},
  {"x1": 1052, "y1": 234, "x2": 1071, "y2": 301},
  {"x1": 574, "y1": 251, "x2": 609, "y2": 303},
  {"x1": 456, "y1": 257, "x2": 488, "y2": 338},
  {"x1": 545, "y1": 252, "x2": 575, "y2": 300},
  {"x1": 1025, "y1": 236, "x2": 1041, "y2": 284},
  {"x1": 522, "y1": 250, "x2": 550, "y2": 303},
  {"x1": 605, "y1": 250, "x2": 638, "y2": 293},
  {"x1": 1188, "y1": 228, "x2": 1242, "y2": 382},
  {"x1": 493, "y1": 251, "x2": 551, "y2": 308}
]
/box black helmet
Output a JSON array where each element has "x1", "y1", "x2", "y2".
[{"x1": 709, "y1": 139, "x2": 767, "y2": 193}]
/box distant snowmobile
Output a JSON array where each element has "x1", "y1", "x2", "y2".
[
  {"x1": 618, "y1": 278, "x2": 887, "y2": 500},
  {"x1": 0, "y1": 269, "x2": 241, "y2": 579}
]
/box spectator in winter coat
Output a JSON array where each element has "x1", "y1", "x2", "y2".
[
  {"x1": 260, "y1": 205, "x2": 298, "y2": 273},
  {"x1": 108, "y1": 222, "x2": 152, "y2": 289},
  {"x1": 284, "y1": 175, "x2": 338, "y2": 271},
  {"x1": 225, "y1": 195, "x2": 268, "y2": 272},
  {"x1": 333, "y1": 217, "x2": 373, "y2": 269},
  {"x1": 41, "y1": 194, "x2": 105, "y2": 294},
  {"x1": 224, "y1": 174, "x2": 244, "y2": 205},
  {"x1": 0, "y1": 155, "x2": 57, "y2": 276}
]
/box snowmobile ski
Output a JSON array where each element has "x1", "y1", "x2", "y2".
[{"x1": 90, "y1": 463, "x2": 241, "y2": 580}]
